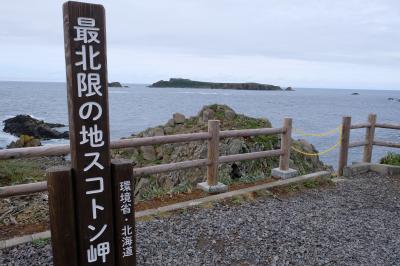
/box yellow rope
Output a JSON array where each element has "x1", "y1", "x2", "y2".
[{"x1": 291, "y1": 125, "x2": 342, "y2": 156}]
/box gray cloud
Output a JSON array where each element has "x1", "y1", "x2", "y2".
[{"x1": 0, "y1": 0, "x2": 399, "y2": 89}]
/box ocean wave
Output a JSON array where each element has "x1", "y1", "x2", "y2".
[
  {"x1": 173, "y1": 91, "x2": 233, "y2": 96},
  {"x1": 109, "y1": 91, "x2": 129, "y2": 94},
  {"x1": 0, "y1": 131, "x2": 17, "y2": 149},
  {"x1": 1, "y1": 113, "x2": 43, "y2": 121}
]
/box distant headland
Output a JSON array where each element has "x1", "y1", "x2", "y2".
[{"x1": 149, "y1": 78, "x2": 292, "y2": 91}]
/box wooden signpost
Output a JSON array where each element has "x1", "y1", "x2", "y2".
[
  {"x1": 63, "y1": 1, "x2": 115, "y2": 265},
  {"x1": 47, "y1": 2, "x2": 136, "y2": 266}
]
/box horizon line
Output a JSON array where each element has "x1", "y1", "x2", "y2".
[{"x1": 0, "y1": 79, "x2": 398, "y2": 91}]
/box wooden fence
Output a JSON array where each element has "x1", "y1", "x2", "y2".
[
  {"x1": 338, "y1": 113, "x2": 400, "y2": 176},
  {"x1": 0, "y1": 118, "x2": 292, "y2": 198}
]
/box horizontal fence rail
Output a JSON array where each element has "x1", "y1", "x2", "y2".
[
  {"x1": 350, "y1": 123, "x2": 371, "y2": 129},
  {"x1": 348, "y1": 141, "x2": 367, "y2": 148},
  {"x1": 0, "y1": 181, "x2": 47, "y2": 198},
  {"x1": 219, "y1": 128, "x2": 284, "y2": 138},
  {"x1": 0, "y1": 132, "x2": 210, "y2": 160},
  {"x1": 219, "y1": 149, "x2": 283, "y2": 164},
  {"x1": 338, "y1": 113, "x2": 400, "y2": 176},
  {"x1": 132, "y1": 159, "x2": 209, "y2": 177},
  {"x1": 0, "y1": 120, "x2": 290, "y2": 198},
  {"x1": 0, "y1": 128, "x2": 284, "y2": 161},
  {"x1": 373, "y1": 140, "x2": 400, "y2": 149},
  {"x1": 375, "y1": 123, "x2": 400, "y2": 130}
]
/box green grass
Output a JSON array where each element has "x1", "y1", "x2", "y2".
[
  {"x1": 220, "y1": 173, "x2": 266, "y2": 186},
  {"x1": 32, "y1": 238, "x2": 50, "y2": 247},
  {"x1": 185, "y1": 117, "x2": 197, "y2": 128},
  {"x1": 252, "y1": 135, "x2": 278, "y2": 149},
  {"x1": 139, "y1": 179, "x2": 193, "y2": 201},
  {"x1": 231, "y1": 195, "x2": 244, "y2": 204},
  {"x1": 288, "y1": 184, "x2": 300, "y2": 192},
  {"x1": 0, "y1": 160, "x2": 45, "y2": 186},
  {"x1": 303, "y1": 180, "x2": 318, "y2": 188},
  {"x1": 380, "y1": 152, "x2": 400, "y2": 166},
  {"x1": 233, "y1": 115, "x2": 270, "y2": 129}
]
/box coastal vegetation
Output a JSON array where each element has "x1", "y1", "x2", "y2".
[
  {"x1": 380, "y1": 152, "x2": 400, "y2": 166},
  {"x1": 113, "y1": 104, "x2": 330, "y2": 201},
  {"x1": 149, "y1": 78, "x2": 284, "y2": 91},
  {"x1": 0, "y1": 104, "x2": 329, "y2": 202}
]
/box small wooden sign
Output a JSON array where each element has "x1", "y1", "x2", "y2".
[
  {"x1": 111, "y1": 160, "x2": 136, "y2": 266},
  {"x1": 63, "y1": 2, "x2": 115, "y2": 265}
]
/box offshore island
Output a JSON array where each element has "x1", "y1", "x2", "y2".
[{"x1": 149, "y1": 78, "x2": 293, "y2": 91}]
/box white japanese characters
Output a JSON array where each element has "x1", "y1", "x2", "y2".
[
  {"x1": 119, "y1": 181, "x2": 133, "y2": 258},
  {"x1": 73, "y1": 16, "x2": 110, "y2": 264}
]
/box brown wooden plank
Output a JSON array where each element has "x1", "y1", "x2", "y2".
[
  {"x1": 373, "y1": 140, "x2": 400, "y2": 149},
  {"x1": 0, "y1": 127, "x2": 286, "y2": 160},
  {"x1": 219, "y1": 149, "x2": 283, "y2": 164},
  {"x1": 63, "y1": 2, "x2": 115, "y2": 265},
  {"x1": 0, "y1": 181, "x2": 47, "y2": 198},
  {"x1": 47, "y1": 166, "x2": 78, "y2": 266},
  {"x1": 219, "y1": 127, "x2": 284, "y2": 138},
  {"x1": 207, "y1": 120, "x2": 220, "y2": 186},
  {"x1": 375, "y1": 123, "x2": 400, "y2": 130},
  {"x1": 132, "y1": 158, "x2": 208, "y2": 177},
  {"x1": 111, "y1": 159, "x2": 136, "y2": 266},
  {"x1": 279, "y1": 118, "x2": 292, "y2": 171},
  {"x1": 348, "y1": 141, "x2": 367, "y2": 148},
  {"x1": 350, "y1": 122, "x2": 370, "y2": 129},
  {"x1": 338, "y1": 116, "x2": 351, "y2": 176},
  {"x1": 363, "y1": 114, "x2": 376, "y2": 163}
]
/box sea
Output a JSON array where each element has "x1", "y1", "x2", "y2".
[{"x1": 0, "y1": 81, "x2": 399, "y2": 169}]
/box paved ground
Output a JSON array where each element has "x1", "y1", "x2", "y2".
[{"x1": 1, "y1": 172, "x2": 400, "y2": 265}]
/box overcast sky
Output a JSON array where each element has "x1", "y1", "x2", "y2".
[{"x1": 0, "y1": 0, "x2": 399, "y2": 89}]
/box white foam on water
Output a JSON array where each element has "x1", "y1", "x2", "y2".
[
  {"x1": 41, "y1": 139, "x2": 69, "y2": 146},
  {"x1": 0, "y1": 131, "x2": 17, "y2": 149},
  {"x1": 109, "y1": 91, "x2": 129, "y2": 94},
  {"x1": 173, "y1": 91, "x2": 233, "y2": 96}
]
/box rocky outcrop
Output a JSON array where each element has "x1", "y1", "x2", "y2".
[
  {"x1": 113, "y1": 104, "x2": 330, "y2": 200},
  {"x1": 351, "y1": 92, "x2": 360, "y2": 95},
  {"x1": 149, "y1": 78, "x2": 283, "y2": 91},
  {"x1": 285, "y1": 87, "x2": 294, "y2": 91},
  {"x1": 108, "y1": 82, "x2": 123, "y2": 87},
  {"x1": 173, "y1": 113, "x2": 186, "y2": 124},
  {"x1": 388, "y1": 98, "x2": 400, "y2": 102},
  {"x1": 3, "y1": 115, "x2": 68, "y2": 139},
  {"x1": 7, "y1": 135, "x2": 42, "y2": 148}
]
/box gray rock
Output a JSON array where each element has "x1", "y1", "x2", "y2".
[
  {"x1": 7, "y1": 135, "x2": 42, "y2": 149},
  {"x1": 140, "y1": 146, "x2": 157, "y2": 161},
  {"x1": 153, "y1": 127, "x2": 164, "y2": 136},
  {"x1": 166, "y1": 118, "x2": 175, "y2": 127},
  {"x1": 224, "y1": 110, "x2": 236, "y2": 120},
  {"x1": 134, "y1": 177, "x2": 150, "y2": 200},
  {"x1": 3, "y1": 115, "x2": 68, "y2": 139},
  {"x1": 173, "y1": 113, "x2": 186, "y2": 124},
  {"x1": 296, "y1": 139, "x2": 315, "y2": 153},
  {"x1": 228, "y1": 139, "x2": 245, "y2": 154},
  {"x1": 164, "y1": 127, "x2": 174, "y2": 135},
  {"x1": 201, "y1": 109, "x2": 214, "y2": 124}
]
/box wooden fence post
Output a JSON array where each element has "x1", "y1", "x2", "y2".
[
  {"x1": 47, "y1": 166, "x2": 78, "y2": 266},
  {"x1": 111, "y1": 159, "x2": 136, "y2": 266},
  {"x1": 279, "y1": 118, "x2": 292, "y2": 171},
  {"x1": 338, "y1": 116, "x2": 351, "y2": 176},
  {"x1": 207, "y1": 120, "x2": 220, "y2": 186},
  {"x1": 363, "y1": 113, "x2": 377, "y2": 163}
]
